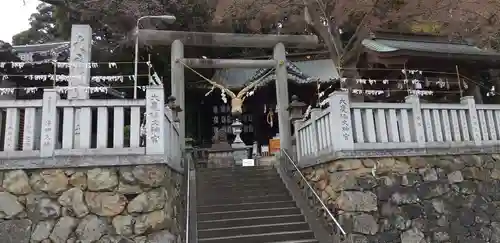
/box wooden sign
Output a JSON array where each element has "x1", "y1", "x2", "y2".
[{"x1": 269, "y1": 138, "x2": 280, "y2": 153}]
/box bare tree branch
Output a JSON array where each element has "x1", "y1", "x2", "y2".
[{"x1": 340, "y1": 0, "x2": 380, "y2": 61}]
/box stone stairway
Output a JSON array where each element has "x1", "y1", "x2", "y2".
[{"x1": 196, "y1": 166, "x2": 318, "y2": 243}]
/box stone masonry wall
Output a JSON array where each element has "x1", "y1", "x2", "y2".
[
  {"x1": 302, "y1": 154, "x2": 500, "y2": 243},
  {"x1": 0, "y1": 164, "x2": 182, "y2": 243}
]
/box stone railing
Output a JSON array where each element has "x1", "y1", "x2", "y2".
[
  {"x1": 0, "y1": 87, "x2": 180, "y2": 162},
  {"x1": 0, "y1": 85, "x2": 186, "y2": 242},
  {"x1": 295, "y1": 91, "x2": 500, "y2": 165}
]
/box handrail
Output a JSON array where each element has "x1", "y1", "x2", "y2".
[
  {"x1": 183, "y1": 148, "x2": 198, "y2": 243},
  {"x1": 280, "y1": 149, "x2": 347, "y2": 236},
  {"x1": 184, "y1": 151, "x2": 191, "y2": 243}
]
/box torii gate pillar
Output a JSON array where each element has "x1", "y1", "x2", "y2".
[
  {"x1": 171, "y1": 40, "x2": 185, "y2": 149},
  {"x1": 274, "y1": 43, "x2": 292, "y2": 153}
]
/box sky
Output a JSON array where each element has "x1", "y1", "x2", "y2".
[{"x1": 0, "y1": 0, "x2": 42, "y2": 44}]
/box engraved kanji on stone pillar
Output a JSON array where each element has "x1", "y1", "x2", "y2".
[
  {"x1": 68, "y1": 25, "x2": 92, "y2": 100},
  {"x1": 68, "y1": 25, "x2": 92, "y2": 148}
]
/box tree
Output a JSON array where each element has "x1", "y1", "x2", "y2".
[
  {"x1": 17, "y1": 0, "x2": 218, "y2": 73},
  {"x1": 437, "y1": 0, "x2": 500, "y2": 50},
  {"x1": 18, "y1": 0, "x2": 230, "y2": 141},
  {"x1": 13, "y1": 3, "x2": 71, "y2": 45},
  {"x1": 221, "y1": 0, "x2": 500, "y2": 84},
  {"x1": 35, "y1": 0, "x2": 214, "y2": 44},
  {"x1": 33, "y1": 0, "x2": 218, "y2": 83}
]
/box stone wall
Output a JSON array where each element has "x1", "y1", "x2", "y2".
[
  {"x1": 0, "y1": 164, "x2": 182, "y2": 243},
  {"x1": 302, "y1": 154, "x2": 500, "y2": 243}
]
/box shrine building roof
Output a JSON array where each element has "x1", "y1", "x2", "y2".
[
  {"x1": 12, "y1": 41, "x2": 70, "y2": 62},
  {"x1": 362, "y1": 32, "x2": 500, "y2": 61},
  {"x1": 203, "y1": 59, "x2": 340, "y2": 89}
]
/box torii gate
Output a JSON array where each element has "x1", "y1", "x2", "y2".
[{"x1": 138, "y1": 29, "x2": 320, "y2": 152}]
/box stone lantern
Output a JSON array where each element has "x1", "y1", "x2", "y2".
[
  {"x1": 287, "y1": 95, "x2": 307, "y2": 122},
  {"x1": 167, "y1": 96, "x2": 183, "y2": 122},
  {"x1": 231, "y1": 118, "x2": 244, "y2": 145},
  {"x1": 288, "y1": 95, "x2": 306, "y2": 149}
]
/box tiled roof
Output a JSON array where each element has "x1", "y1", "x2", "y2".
[
  {"x1": 12, "y1": 42, "x2": 70, "y2": 62},
  {"x1": 204, "y1": 59, "x2": 339, "y2": 89},
  {"x1": 362, "y1": 39, "x2": 500, "y2": 56},
  {"x1": 12, "y1": 42, "x2": 70, "y2": 53}
]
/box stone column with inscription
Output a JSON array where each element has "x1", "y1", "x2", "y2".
[
  {"x1": 328, "y1": 91, "x2": 354, "y2": 151},
  {"x1": 40, "y1": 90, "x2": 58, "y2": 157},
  {"x1": 146, "y1": 87, "x2": 166, "y2": 154},
  {"x1": 68, "y1": 25, "x2": 92, "y2": 148}
]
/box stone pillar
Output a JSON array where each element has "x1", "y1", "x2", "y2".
[
  {"x1": 328, "y1": 91, "x2": 355, "y2": 151},
  {"x1": 461, "y1": 96, "x2": 482, "y2": 146},
  {"x1": 68, "y1": 25, "x2": 92, "y2": 148},
  {"x1": 145, "y1": 87, "x2": 166, "y2": 154},
  {"x1": 405, "y1": 95, "x2": 426, "y2": 148},
  {"x1": 273, "y1": 43, "x2": 292, "y2": 153},
  {"x1": 171, "y1": 40, "x2": 185, "y2": 149},
  {"x1": 40, "y1": 90, "x2": 58, "y2": 157}
]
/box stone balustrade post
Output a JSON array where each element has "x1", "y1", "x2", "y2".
[
  {"x1": 145, "y1": 87, "x2": 165, "y2": 155},
  {"x1": 328, "y1": 91, "x2": 354, "y2": 151},
  {"x1": 461, "y1": 96, "x2": 482, "y2": 145},
  {"x1": 405, "y1": 95, "x2": 426, "y2": 147},
  {"x1": 293, "y1": 119, "x2": 303, "y2": 162},
  {"x1": 40, "y1": 89, "x2": 58, "y2": 157},
  {"x1": 310, "y1": 108, "x2": 321, "y2": 156}
]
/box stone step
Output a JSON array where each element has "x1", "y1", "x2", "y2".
[
  {"x1": 196, "y1": 183, "x2": 288, "y2": 194},
  {"x1": 197, "y1": 178, "x2": 285, "y2": 188},
  {"x1": 197, "y1": 175, "x2": 283, "y2": 185},
  {"x1": 198, "y1": 175, "x2": 280, "y2": 183},
  {"x1": 197, "y1": 169, "x2": 279, "y2": 179},
  {"x1": 198, "y1": 166, "x2": 274, "y2": 173},
  {"x1": 197, "y1": 230, "x2": 316, "y2": 243},
  {"x1": 267, "y1": 240, "x2": 318, "y2": 243},
  {"x1": 198, "y1": 221, "x2": 311, "y2": 239},
  {"x1": 198, "y1": 190, "x2": 290, "y2": 202},
  {"x1": 197, "y1": 207, "x2": 301, "y2": 221},
  {"x1": 195, "y1": 164, "x2": 318, "y2": 242},
  {"x1": 197, "y1": 200, "x2": 297, "y2": 213},
  {"x1": 198, "y1": 193, "x2": 292, "y2": 205},
  {"x1": 197, "y1": 214, "x2": 306, "y2": 230}
]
